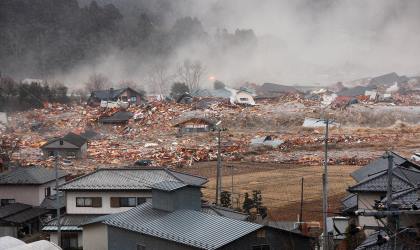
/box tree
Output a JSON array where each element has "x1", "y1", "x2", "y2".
[
  {"x1": 214, "y1": 80, "x2": 225, "y2": 90},
  {"x1": 176, "y1": 59, "x2": 205, "y2": 91},
  {"x1": 220, "y1": 191, "x2": 232, "y2": 208},
  {"x1": 252, "y1": 190, "x2": 263, "y2": 210},
  {"x1": 170, "y1": 82, "x2": 189, "y2": 100},
  {"x1": 147, "y1": 62, "x2": 174, "y2": 99},
  {"x1": 242, "y1": 192, "x2": 253, "y2": 213},
  {"x1": 85, "y1": 74, "x2": 111, "y2": 92}
]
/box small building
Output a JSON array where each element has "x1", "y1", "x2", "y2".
[
  {"x1": 235, "y1": 89, "x2": 256, "y2": 106},
  {"x1": 0, "y1": 166, "x2": 67, "y2": 207},
  {"x1": 82, "y1": 182, "x2": 314, "y2": 250},
  {"x1": 0, "y1": 203, "x2": 48, "y2": 238},
  {"x1": 99, "y1": 111, "x2": 133, "y2": 125},
  {"x1": 41, "y1": 133, "x2": 88, "y2": 159},
  {"x1": 88, "y1": 87, "x2": 143, "y2": 106},
  {"x1": 172, "y1": 117, "x2": 216, "y2": 135}
]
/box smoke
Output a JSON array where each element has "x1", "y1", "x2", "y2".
[{"x1": 61, "y1": 0, "x2": 420, "y2": 90}]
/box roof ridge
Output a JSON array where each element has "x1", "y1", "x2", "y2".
[
  {"x1": 349, "y1": 170, "x2": 413, "y2": 191},
  {"x1": 166, "y1": 169, "x2": 208, "y2": 181}
]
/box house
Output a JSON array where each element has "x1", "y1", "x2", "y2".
[
  {"x1": 42, "y1": 167, "x2": 208, "y2": 249},
  {"x1": 173, "y1": 116, "x2": 216, "y2": 135},
  {"x1": 88, "y1": 87, "x2": 143, "y2": 106},
  {"x1": 82, "y1": 182, "x2": 314, "y2": 250},
  {"x1": 0, "y1": 166, "x2": 67, "y2": 207},
  {"x1": 0, "y1": 203, "x2": 48, "y2": 238},
  {"x1": 41, "y1": 133, "x2": 88, "y2": 159},
  {"x1": 345, "y1": 152, "x2": 420, "y2": 234},
  {"x1": 368, "y1": 72, "x2": 409, "y2": 88},
  {"x1": 176, "y1": 93, "x2": 193, "y2": 104},
  {"x1": 234, "y1": 89, "x2": 256, "y2": 106},
  {"x1": 99, "y1": 111, "x2": 133, "y2": 125}
]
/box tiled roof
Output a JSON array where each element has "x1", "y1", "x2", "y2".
[
  {"x1": 97, "y1": 202, "x2": 263, "y2": 250},
  {"x1": 382, "y1": 187, "x2": 420, "y2": 209},
  {"x1": 91, "y1": 87, "x2": 142, "y2": 100},
  {"x1": 0, "y1": 203, "x2": 31, "y2": 219},
  {"x1": 59, "y1": 168, "x2": 207, "y2": 191},
  {"x1": 41, "y1": 132, "x2": 87, "y2": 148},
  {"x1": 348, "y1": 171, "x2": 414, "y2": 193},
  {"x1": 99, "y1": 111, "x2": 133, "y2": 123},
  {"x1": 40, "y1": 192, "x2": 65, "y2": 210},
  {"x1": 150, "y1": 181, "x2": 187, "y2": 191},
  {"x1": 43, "y1": 214, "x2": 103, "y2": 231},
  {"x1": 351, "y1": 152, "x2": 419, "y2": 182},
  {"x1": 0, "y1": 166, "x2": 67, "y2": 185},
  {"x1": 3, "y1": 207, "x2": 48, "y2": 224}
]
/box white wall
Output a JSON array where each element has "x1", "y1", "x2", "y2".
[
  {"x1": 0, "y1": 178, "x2": 65, "y2": 206},
  {"x1": 357, "y1": 193, "x2": 382, "y2": 234},
  {"x1": 65, "y1": 191, "x2": 151, "y2": 214},
  {"x1": 83, "y1": 223, "x2": 108, "y2": 250}
]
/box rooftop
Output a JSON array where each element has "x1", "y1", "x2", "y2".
[
  {"x1": 41, "y1": 132, "x2": 87, "y2": 149},
  {"x1": 59, "y1": 167, "x2": 207, "y2": 191},
  {"x1": 0, "y1": 166, "x2": 67, "y2": 185}
]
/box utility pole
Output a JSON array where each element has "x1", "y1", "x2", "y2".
[
  {"x1": 216, "y1": 128, "x2": 222, "y2": 205},
  {"x1": 322, "y1": 118, "x2": 330, "y2": 250},
  {"x1": 300, "y1": 177, "x2": 304, "y2": 223},
  {"x1": 386, "y1": 151, "x2": 394, "y2": 238},
  {"x1": 55, "y1": 156, "x2": 61, "y2": 247}
]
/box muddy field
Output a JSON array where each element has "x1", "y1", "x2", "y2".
[{"x1": 182, "y1": 161, "x2": 360, "y2": 222}]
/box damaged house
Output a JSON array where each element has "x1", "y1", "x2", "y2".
[
  {"x1": 99, "y1": 111, "x2": 133, "y2": 125},
  {"x1": 88, "y1": 87, "x2": 144, "y2": 106},
  {"x1": 234, "y1": 88, "x2": 256, "y2": 106},
  {"x1": 173, "y1": 116, "x2": 216, "y2": 135},
  {"x1": 41, "y1": 132, "x2": 88, "y2": 159}
]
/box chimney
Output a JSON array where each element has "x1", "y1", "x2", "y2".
[{"x1": 151, "y1": 182, "x2": 201, "y2": 212}]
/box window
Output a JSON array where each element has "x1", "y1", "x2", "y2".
[
  {"x1": 76, "y1": 197, "x2": 102, "y2": 207},
  {"x1": 1, "y1": 199, "x2": 15, "y2": 206},
  {"x1": 136, "y1": 244, "x2": 146, "y2": 250},
  {"x1": 240, "y1": 97, "x2": 249, "y2": 101},
  {"x1": 130, "y1": 96, "x2": 137, "y2": 102},
  {"x1": 121, "y1": 96, "x2": 128, "y2": 102},
  {"x1": 111, "y1": 197, "x2": 148, "y2": 207},
  {"x1": 252, "y1": 245, "x2": 270, "y2": 250},
  {"x1": 45, "y1": 187, "x2": 51, "y2": 197},
  {"x1": 256, "y1": 229, "x2": 266, "y2": 238}
]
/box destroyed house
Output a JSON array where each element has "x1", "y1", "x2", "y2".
[
  {"x1": 41, "y1": 132, "x2": 88, "y2": 159},
  {"x1": 81, "y1": 182, "x2": 314, "y2": 250},
  {"x1": 173, "y1": 117, "x2": 216, "y2": 134},
  {"x1": 256, "y1": 83, "x2": 300, "y2": 98},
  {"x1": 368, "y1": 72, "x2": 409, "y2": 88},
  {"x1": 99, "y1": 111, "x2": 133, "y2": 124},
  {"x1": 88, "y1": 87, "x2": 143, "y2": 106},
  {"x1": 0, "y1": 166, "x2": 67, "y2": 207},
  {"x1": 235, "y1": 89, "x2": 256, "y2": 106},
  {"x1": 42, "y1": 167, "x2": 208, "y2": 249}
]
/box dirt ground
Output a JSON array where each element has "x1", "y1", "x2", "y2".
[{"x1": 182, "y1": 161, "x2": 361, "y2": 223}]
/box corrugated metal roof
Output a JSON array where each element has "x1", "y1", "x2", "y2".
[
  {"x1": 201, "y1": 205, "x2": 249, "y2": 221},
  {"x1": 150, "y1": 181, "x2": 187, "y2": 191},
  {"x1": 59, "y1": 168, "x2": 207, "y2": 191},
  {"x1": 0, "y1": 166, "x2": 67, "y2": 185},
  {"x1": 99, "y1": 202, "x2": 262, "y2": 250}
]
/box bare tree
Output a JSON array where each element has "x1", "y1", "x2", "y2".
[
  {"x1": 147, "y1": 62, "x2": 174, "y2": 99},
  {"x1": 85, "y1": 73, "x2": 111, "y2": 92},
  {"x1": 176, "y1": 59, "x2": 205, "y2": 91}
]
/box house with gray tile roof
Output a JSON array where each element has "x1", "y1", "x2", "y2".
[
  {"x1": 0, "y1": 166, "x2": 67, "y2": 207},
  {"x1": 41, "y1": 132, "x2": 88, "y2": 159},
  {"x1": 81, "y1": 183, "x2": 314, "y2": 250},
  {"x1": 43, "y1": 167, "x2": 208, "y2": 249}
]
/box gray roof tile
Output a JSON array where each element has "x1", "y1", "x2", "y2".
[
  {"x1": 0, "y1": 203, "x2": 31, "y2": 219},
  {"x1": 59, "y1": 168, "x2": 207, "y2": 191},
  {"x1": 0, "y1": 166, "x2": 67, "y2": 185},
  {"x1": 3, "y1": 207, "x2": 48, "y2": 224}
]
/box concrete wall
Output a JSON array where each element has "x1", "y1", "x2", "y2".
[
  {"x1": 108, "y1": 226, "x2": 198, "y2": 250},
  {"x1": 83, "y1": 223, "x2": 108, "y2": 250},
  {"x1": 0, "y1": 178, "x2": 65, "y2": 206},
  {"x1": 65, "y1": 191, "x2": 151, "y2": 214}
]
